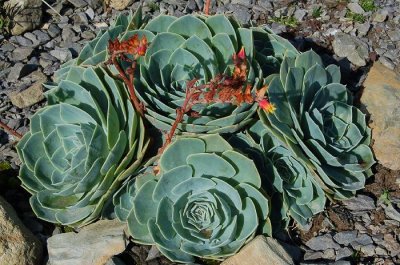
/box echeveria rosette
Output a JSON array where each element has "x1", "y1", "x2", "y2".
[
  {"x1": 113, "y1": 134, "x2": 270, "y2": 263},
  {"x1": 229, "y1": 122, "x2": 326, "y2": 229},
  {"x1": 135, "y1": 14, "x2": 299, "y2": 133},
  {"x1": 258, "y1": 50, "x2": 375, "y2": 199},
  {"x1": 16, "y1": 67, "x2": 149, "y2": 227}
]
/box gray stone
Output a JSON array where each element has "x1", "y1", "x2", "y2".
[
  {"x1": 333, "y1": 231, "x2": 357, "y2": 246},
  {"x1": 294, "y1": 9, "x2": 307, "y2": 21},
  {"x1": 7, "y1": 63, "x2": 37, "y2": 82},
  {"x1": 9, "y1": 76, "x2": 46, "y2": 108},
  {"x1": 360, "y1": 244, "x2": 376, "y2": 257},
  {"x1": 303, "y1": 251, "x2": 324, "y2": 260},
  {"x1": 221, "y1": 236, "x2": 294, "y2": 265},
  {"x1": 5, "y1": 0, "x2": 43, "y2": 35},
  {"x1": 23, "y1": 32, "x2": 39, "y2": 46},
  {"x1": 33, "y1": 30, "x2": 50, "y2": 44},
  {"x1": 47, "y1": 219, "x2": 127, "y2": 265},
  {"x1": 50, "y1": 48, "x2": 72, "y2": 62},
  {"x1": 355, "y1": 22, "x2": 371, "y2": 37},
  {"x1": 379, "y1": 56, "x2": 395, "y2": 70},
  {"x1": 67, "y1": 0, "x2": 87, "y2": 8},
  {"x1": 231, "y1": 0, "x2": 252, "y2": 7},
  {"x1": 0, "y1": 196, "x2": 42, "y2": 265},
  {"x1": 12, "y1": 47, "x2": 33, "y2": 61},
  {"x1": 229, "y1": 4, "x2": 251, "y2": 25},
  {"x1": 351, "y1": 234, "x2": 373, "y2": 248},
  {"x1": 373, "y1": 10, "x2": 388, "y2": 22},
  {"x1": 388, "y1": 30, "x2": 400, "y2": 42},
  {"x1": 85, "y1": 7, "x2": 95, "y2": 20},
  {"x1": 384, "y1": 204, "x2": 400, "y2": 222},
  {"x1": 48, "y1": 24, "x2": 61, "y2": 38},
  {"x1": 342, "y1": 195, "x2": 375, "y2": 211},
  {"x1": 336, "y1": 247, "x2": 353, "y2": 260},
  {"x1": 347, "y1": 3, "x2": 365, "y2": 14},
  {"x1": 305, "y1": 234, "x2": 341, "y2": 251},
  {"x1": 62, "y1": 27, "x2": 76, "y2": 42},
  {"x1": 332, "y1": 33, "x2": 369, "y2": 67},
  {"x1": 15, "y1": 36, "x2": 33, "y2": 46},
  {"x1": 145, "y1": 245, "x2": 161, "y2": 261},
  {"x1": 361, "y1": 63, "x2": 400, "y2": 170},
  {"x1": 322, "y1": 249, "x2": 336, "y2": 260}
]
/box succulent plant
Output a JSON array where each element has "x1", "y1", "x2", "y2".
[
  {"x1": 229, "y1": 122, "x2": 326, "y2": 228},
  {"x1": 135, "y1": 14, "x2": 298, "y2": 133},
  {"x1": 16, "y1": 66, "x2": 148, "y2": 227},
  {"x1": 258, "y1": 50, "x2": 375, "y2": 199},
  {"x1": 113, "y1": 134, "x2": 270, "y2": 263},
  {"x1": 54, "y1": 8, "x2": 298, "y2": 133}
]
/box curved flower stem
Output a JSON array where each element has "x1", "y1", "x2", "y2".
[
  {"x1": 204, "y1": 0, "x2": 211, "y2": 15},
  {"x1": 0, "y1": 120, "x2": 22, "y2": 139},
  {"x1": 111, "y1": 55, "x2": 144, "y2": 117}
]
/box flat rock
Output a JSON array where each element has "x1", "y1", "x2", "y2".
[
  {"x1": 9, "y1": 76, "x2": 46, "y2": 108},
  {"x1": 47, "y1": 219, "x2": 127, "y2": 265},
  {"x1": 106, "y1": 0, "x2": 133, "y2": 10},
  {"x1": 0, "y1": 196, "x2": 42, "y2": 265},
  {"x1": 333, "y1": 231, "x2": 357, "y2": 246},
  {"x1": 332, "y1": 33, "x2": 369, "y2": 66},
  {"x1": 12, "y1": 47, "x2": 33, "y2": 61},
  {"x1": 221, "y1": 236, "x2": 294, "y2": 265},
  {"x1": 342, "y1": 195, "x2": 375, "y2": 211},
  {"x1": 361, "y1": 62, "x2": 400, "y2": 170},
  {"x1": 347, "y1": 3, "x2": 364, "y2": 14},
  {"x1": 305, "y1": 234, "x2": 340, "y2": 251}
]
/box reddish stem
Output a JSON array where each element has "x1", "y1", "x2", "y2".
[
  {"x1": 204, "y1": 0, "x2": 211, "y2": 15},
  {"x1": 111, "y1": 54, "x2": 144, "y2": 117},
  {"x1": 0, "y1": 120, "x2": 22, "y2": 139}
]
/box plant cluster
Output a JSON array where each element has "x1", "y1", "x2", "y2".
[{"x1": 17, "y1": 7, "x2": 375, "y2": 263}]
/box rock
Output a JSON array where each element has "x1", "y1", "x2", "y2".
[
  {"x1": 303, "y1": 251, "x2": 324, "y2": 260},
  {"x1": 384, "y1": 204, "x2": 400, "y2": 222},
  {"x1": 342, "y1": 195, "x2": 375, "y2": 211},
  {"x1": 360, "y1": 244, "x2": 376, "y2": 257},
  {"x1": 146, "y1": 245, "x2": 162, "y2": 261},
  {"x1": 67, "y1": 0, "x2": 87, "y2": 8},
  {"x1": 12, "y1": 47, "x2": 33, "y2": 61},
  {"x1": 294, "y1": 9, "x2": 307, "y2": 21},
  {"x1": 347, "y1": 3, "x2": 364, "y2": 14},
  {"x1": 7, "y1": 63, "x2": 37, "y2": 82},
  {"x1": 379, "y1": 56, "x2": 395, "y2": 70},
  {"x1": 305, "y1": 234, "x2": 340, "y2": 251},
  {"x1": 47, "y1": 219, "x2": 127, "y2": 265},
  {"x1": 0, "y1": 196, "x2": 42, "y2": 265},
  {"x1": 355, "y1": 22, "x2": 370, "y2": 37},
  {"x1": 350, "y1": 234, "x2": 373, "y2": 248},
  {"x1": 228, "y1": 4, "x2": 251, "y2": 25},
  {"x1": 50, "y1": 48, "x2": 72, "y2": 62},
  {"x1": 333, "y1": 231, "x2": 357, "y2": 246},
  {"x1": 47, "y1": 24, "x2": 61, "y2": 38},
  {"x1": 361, "y1": 62, "x2": 400, "y2": 170},
  {"x1": 221, "y1": 236, "x2": 294, "y2": 265},
  {"x1": 387, "y1": 30, "x2": 400, "y2": 42},
  {"x1": 381, "y1": 234, "x2": 400, "y2": 256},
  {"x1": 373, "y1": 10, "x2": 388, "y2": 22},
  {"x1": 332, "y1": 33, "x2": 369, "y2": 67},
  {"x1": 9, "y1": 78, "x2": 45, "y2": 108},
  {"x1": 5, "y1": 0, "x2": 43, "y2": 35},
  {"x1": 336, "y1": 247, "x2": 353, "y2": 260},
  {"x1": 106, "y1": 0, "x2": 133, "y2": 10}
]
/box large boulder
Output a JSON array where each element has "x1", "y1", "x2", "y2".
[
  {"x1": 361, "y1": 62, "x2": 400, "y2": 170},
  {"x1": 221, "y1": 236, "x2": 294, "y2": 265},
  {"x1": 47, "y1": 219, "x2": 127, "y2": 265},
  {"x1": 4, "y1": 0, "x2": 42, "y2": 35},
  {"x1": 0, "y1": 196, "x2": 42, "y2": 265}
]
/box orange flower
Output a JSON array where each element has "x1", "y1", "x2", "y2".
[
  {"x1": 108, "y1": 34, "x2": 148, "y2": 57},
  {"x1": 258, "y1": 99, "x2": 276, "y2": 113}
]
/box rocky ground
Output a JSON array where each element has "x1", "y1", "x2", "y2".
[{"x1": 0, "y1": 0, "x2": 399, "y2": 265}]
